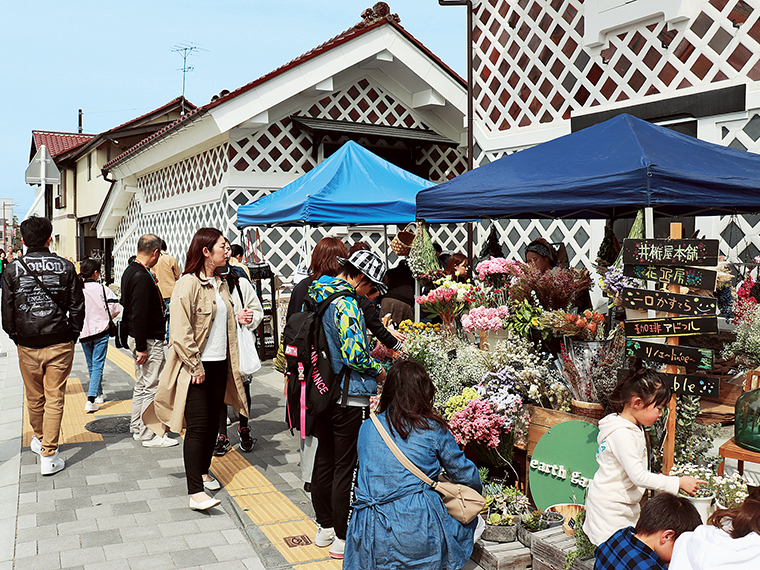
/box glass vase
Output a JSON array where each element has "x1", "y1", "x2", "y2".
[{"x1": 735, "y1": 388, "x2": 760, "y2": 453}]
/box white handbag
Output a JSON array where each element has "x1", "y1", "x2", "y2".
[{"x1": 237, "y1": 323, "x2": 261, "y2": 375}]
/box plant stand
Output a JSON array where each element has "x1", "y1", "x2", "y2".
[{"x1": 687, "y1": 494, "x2": 715, "y2": 524}]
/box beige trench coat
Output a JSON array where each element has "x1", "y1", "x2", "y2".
[{"x1": 143, "y1": 273, "x2": 247, "y2": 435}]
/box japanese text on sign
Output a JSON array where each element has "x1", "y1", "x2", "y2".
[
  {"x1": 624, "y1": 316, "x2": 718, "y2": 338},
  {"x1": 623, "y1": 264, "x2": 717, "y2": 291},
  {"x1": 621, "y1": 288, "x2": 716, "y2": 317},
  {"x1": 625, "y1": 339, "x2": 714, "y2": 370},
  {"x1": 623, "y1": 239, "x2": 719, "y2": 267}
]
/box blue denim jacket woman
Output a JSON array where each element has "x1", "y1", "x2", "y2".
[{"x1": 345, "y1": 360, "x2": 481, "y2": 569}]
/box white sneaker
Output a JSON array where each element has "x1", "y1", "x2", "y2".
[
  {"x1": 40, "y1": 450, "x2": 65, "y2": 475},
  {"x1": 314, "y1": 526, "x2": 335, "y2": 548},
  {"x1": 329, "y1": 537, "x2": 345, "y2": 559},
  {"x1": 30, "y1": 436, "x2": 42, "y2": 455},
  {"x1": 85, "y1": 401, "x2": 99, "y2": 413},
  {"x1": 142, "y1": 434, "x2": 179, "y2": 448},
  {"x1": 95, "y1": 394, "x2": 106, "y2": 404},
  {"x1": 133, "y1": 433, "x2": 141, "y2": 440}
]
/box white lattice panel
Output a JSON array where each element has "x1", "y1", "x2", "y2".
[
  {"x1": 140, "y1": 144, "x2": 229, "y2": 203},
  {"x1": 473, "y1": 0, "x2": 760, "y2": 133}
]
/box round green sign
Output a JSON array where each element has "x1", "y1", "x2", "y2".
[{"x1": 529, "y1": 420, "x2": 600, "y2": 510}]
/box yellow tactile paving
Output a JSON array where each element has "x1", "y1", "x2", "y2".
[
  {"x1": 211, "y1": 450, "x2": 276, "y2": 494},
  {"x1": 260, "y1": 519, "x2": 334, "y2": 564},
  {"x1": 93, "y1": 399, "x2": 132, "y2": 415},
  {"x1": 236, "y1": 490, "x2": 309, "y2": 525},
  {"x1": 293, "y1": 560, "x2": 344, "y2": 570},
  {"x1": 23, "y1": 377, "x2": 103, "y2": 446},
  {"x1": 107, "y1": 344, "x2": 136, "y2": 377}
]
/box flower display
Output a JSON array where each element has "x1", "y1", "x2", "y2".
[
  {"x1": 448, "y1": 398, "x2": 505, "y2": 449},
  {"x1": 461, "y1": 305, "x2": 510, "y2": 332},
  {"x1": 478, "y1": 369, "x2": 530, "y2": 445},
  {"x1": 670, "y1": 463, "x2": 717, "y2": 498},
  {"x1": 537, "y1": 309, "x2": 606, "y2": 341},
  {"x1": 475, "y1": 257, "x2": 521, "y2": 287},
  {"x1": 598, "y1": 266, "x2": 642, "y2": 298},
  {"x1": 723, "y1": 303, "x2": 760, "y2": 368},
  {"x1": 713, "y1": 472, "x2": 749, "y2": 508},
  {"x1": 510, "y1": 263, "x2": 591, "y2": 311},
  {"x1": 443, "y1": 387, "x2": 479, "y2": 420}
]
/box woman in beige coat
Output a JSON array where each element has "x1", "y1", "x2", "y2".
[{"x1": 143, "y1": 227, "x2": 248, "y2": 511}]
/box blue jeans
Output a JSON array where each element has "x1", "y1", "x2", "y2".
[{"x1": 82, "y1": 334, "x2": 109, "y2": 398}]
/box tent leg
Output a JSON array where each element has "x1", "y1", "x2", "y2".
[
  {"x1": 384, "y1": 225, "x2": 389, "y2": 268},
  {"x1": 414, "y1": 278, "x2": 420, "y2": 322}
]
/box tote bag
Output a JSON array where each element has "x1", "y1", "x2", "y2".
[{"x1": 237, "y1": 323, "x2": 261, "y2": 375}]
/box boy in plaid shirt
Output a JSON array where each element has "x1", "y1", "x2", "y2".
[{"x1": 595, "y1": 493, "x2": 701, "y2": 570}]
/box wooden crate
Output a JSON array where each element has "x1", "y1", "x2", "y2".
[
  {"x1": 531, "y1": 527, "x2": 594, "y2": 570},
  {"x1": 471, "y1": 540, "x2": 532, "y2": 570}
]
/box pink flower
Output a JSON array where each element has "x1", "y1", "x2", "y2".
[{"x1": 448, "y1": 398, "x2": 505, "y2": 449}]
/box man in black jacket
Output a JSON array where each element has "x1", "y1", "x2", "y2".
[
  {"x1": 2, "y1": 216, "x2": 84, "y2": 475},
  {"x1": 120, "y1": 234, "x2": 177, "y2": 448}
]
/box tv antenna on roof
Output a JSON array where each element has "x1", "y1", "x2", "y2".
[{"x1": 171, "y1": 43, "x2": 208, "y2": 114}]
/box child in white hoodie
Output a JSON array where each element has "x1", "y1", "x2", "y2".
[
  {"x1": 670, "y1": 485, "x2": 760, "y2": 570},
  {"x1": 583, "y1": 361, "x2": 704, "y2": 546}
]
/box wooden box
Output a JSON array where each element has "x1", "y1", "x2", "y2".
[
  {"x1": 471, "y1": 540, "x2": 532, "y2": 570},
  {"x1": 531, "y1": 526, "x2": 594, "y2": 570}
]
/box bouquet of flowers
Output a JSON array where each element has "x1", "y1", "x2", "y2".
[
  {"x1": 416, "y1": 277, "x2": 471, "y2": 333},
  {"x1": 537, "y1": 309, "x2": 606, "y2": 341},
  {"x1": 598, "y1": 266, "x2": 642, "y2": 299},
  {"x1": 461, "y1": 305, "x2": 510, "y2": 333},
  {"x1": 463, "y1": 283, "x2": 510, "y2": 310},
  {"x1": 448, "y1": 398, "x2": 505, "y2": 450},
  {"x1": 510, "y1": 263, "x2": 591, "y2": 311},
  {"x1": 478, "y1": 368, "x2": 530, "y2": 446},
  {"x1": 475, "y1": 257, "x2": 522, "y2": 288},
  {"x1": 443, "y1": 387, "x2": 479, "y2": 420},
  {"x1": 723, "y1": 303, "x2": 760, "y2": 368}
]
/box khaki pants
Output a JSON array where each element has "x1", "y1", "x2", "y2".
[
  {"x1": 128, "y1": 338, "x2": 165, "y2": 440},
  {"x1": 18, "y1": 342, "x2": 75, "y2": 457}
]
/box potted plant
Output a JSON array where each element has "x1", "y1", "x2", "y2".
[
  {"x1": 670, "y1": 463, "x2": 717, "y2": 522},
  {"x1": 713, "y1": 472, "x2": 749, "y2": 510},
  {"x1": 478, "y1": 474, "x2": 531, "y2": 542},
  {"x1": 517, "y1": 509, "x2": 563, "y2": 547}
]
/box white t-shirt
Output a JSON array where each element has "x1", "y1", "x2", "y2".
[{"x1": 200, "y1": 278, "x2": 227, "y2": 362}]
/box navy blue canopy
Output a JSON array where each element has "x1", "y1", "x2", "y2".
[
  {"x1": 416, "y1": 114, "x2": 760, "y2": 220},
  {"x1": 237, "y1": 140, "x2": 465, "y2": 227}
]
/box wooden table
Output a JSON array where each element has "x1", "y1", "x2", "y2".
[{"x1": 717, "y1": 437, "x2": 760, "y2": 475}]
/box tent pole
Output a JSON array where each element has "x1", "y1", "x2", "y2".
[{"x1": 384, "y1": 225, "x2": 389, "y2": 267}]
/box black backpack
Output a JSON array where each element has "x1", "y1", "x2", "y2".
[{"x1": 284, "y1": 291, "x2": 354, "y2": 431}]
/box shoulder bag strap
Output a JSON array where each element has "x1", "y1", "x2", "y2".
[
  {"x1": 101, "y1": 284, "x2": 116, "y2": 325},
  {"x1": 17, "y1": 257, "x2": 69, "y2": 318},
  {"x1": 370, "y1": 413, "x2": 436, "y2": 487}
]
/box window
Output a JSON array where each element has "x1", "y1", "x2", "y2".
[{"x1": 87, "y1": 153, "x2": 92, "y2": 181}]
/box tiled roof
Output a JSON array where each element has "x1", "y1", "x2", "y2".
[
  {"x1": 103, "y1": 5, "x2": 463, "y2": 173},
  {"x1": 105, "y1": 96, "x2": 196, "y2": 134},
  {"x1": 32, "y1": 131, "x2": 95, "y2": 157}
]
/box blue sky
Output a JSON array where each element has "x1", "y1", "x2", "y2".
[{"x1": 0, "y1": 1, "x2": 466, "y2": 218}]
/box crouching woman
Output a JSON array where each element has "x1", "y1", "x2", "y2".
[
  {"x1": 345, "y1": 359, "x2": 481, "y2": 569},
  {"x1": 143, "y1": 227, "x2": 248, "y2": 510}
]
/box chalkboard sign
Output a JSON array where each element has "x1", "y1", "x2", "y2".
[
  {"x1": 625, "y1": 339, "x2": 714, "y2": 370},
  {"x1": 620, "y1": 288, "x2": 717, "y2": 317},
  {"x1": 623, "y1": 239, "x2": 719, "y2": 267},
  {"x1": 624, "y1": 264, "x2": 717, "y2": 291},
  {"x1": 661, "y1": 373, "x2": 720, "y2": 398},
  {"x1": 624, "y1": 316, "x2": 719, "y2": 338}
]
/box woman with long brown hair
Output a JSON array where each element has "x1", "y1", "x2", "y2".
[
  {"x1": 344, "y1": 359, "x2": 481, "y2": 569},
  {"x1": 143, "y1": 228, "x2": 249, "y2": 511},
  {"x1": 670, "y1": 486, "x2": 760, "y2": 569}
]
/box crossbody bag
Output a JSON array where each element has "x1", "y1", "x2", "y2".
[{"x1": 369, "y1": 413, "x2": 485, "y2": 524}]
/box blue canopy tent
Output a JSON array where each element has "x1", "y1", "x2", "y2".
[
  {"x1": 237, "y1": 140, "x2": 466, "y2": 227},
  {"x1": 416, "y1": 114, "x2": 760, "y2": 221}
]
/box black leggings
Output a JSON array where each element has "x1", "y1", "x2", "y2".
[
  {"x1": 184, "y1": 360, "x2": 227, "y2": 494},
  {"x1": 217, "y1": 380, "x2": 251, "y2": 434}
]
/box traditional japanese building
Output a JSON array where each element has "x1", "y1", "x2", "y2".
[{"x1": 98, "y1": 4, "x2": 468, "y2": 282}]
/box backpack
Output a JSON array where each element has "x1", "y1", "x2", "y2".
[{"x1": 284, "y1": 291, "x2": 354, "y2": 434}]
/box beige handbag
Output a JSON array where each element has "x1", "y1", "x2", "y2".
[{"x1": 370, "y1": 414, "x2": 485, "y2": 525}]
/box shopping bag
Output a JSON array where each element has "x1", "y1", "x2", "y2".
[{"x1": 237, "y1": 324, "x2": 261, "y2": 375}]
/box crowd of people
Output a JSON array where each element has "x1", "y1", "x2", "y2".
[{"x1": 1, "y1": 216, "x2": 758, "y2": 569}]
